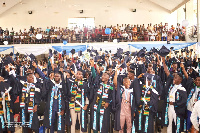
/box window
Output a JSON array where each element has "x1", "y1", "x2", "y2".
[{"x1": 68, "y1": 17, "x2": 95, "y2": 30}]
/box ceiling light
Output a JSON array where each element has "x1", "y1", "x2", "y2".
[{"x1": 2, "y1": 2, "x2": 6, "y2": 7}]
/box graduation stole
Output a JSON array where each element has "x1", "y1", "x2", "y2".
[
  {"x1": 5, "y1": 93, "x2": 12, "y2": 128},
  {"x1": 20, "y1": 83, "x2": 35, "y2": 126},
  {"x1": 69, "y1": 79, "x2": 84, "y2": 112},
  {"x1": 164, "y1": 84, "x2": 173, "y2": 125},
  {"x1": 93, "y1": 83, "x2": 113, "y2": 132},
  {"x1": 49, "y1": 86, "x2": 62, "y2": 131},
  {"x1": 141, "y1": 85, "x2": 153, "y2": 114},
  {"x1": 0, "y1": 97, "x2": 5, "y2": 129},
  {"x1": 138, "y1": 85, "x2": 153, "y2": 132},
  {"x1": 186, "y1": 87, "x2": 196, "y2": 106}
]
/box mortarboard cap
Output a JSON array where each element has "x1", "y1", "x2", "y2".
[
  {"x1": 158, "y1": 45, "x2": 170, "y2": 57},
  {"x1": 131, "y1": 51, "x2": 138, "y2": 56},
  {"x1": 143, "y1": 47, "x2": 147, "y2": 51},
  {"x1": 53, "y1": 50, "x2": 58, "y2": 55},
  {"x1": 16, "y1": 52, "x2": 20, "y2": 56},
  {"x1": 29, "y1": 53, "x2": 36, "y2": 61},
  {"x1": 94, "y1": 56, "x2": 100, "y2": 62},
  {"x1": 137, "y1": 49, "x2": 145, "y2": 57},
  {"x1": 87, "y1": 49, "x2": 91, "y2": 52},
  {"x1": 90, "y1": 54, "x2": 94, "y2": 57},
  {"x1": 152, "y1": 47, "x2": 158, "y2": 53},
  {"x1": 174, "y1": 51, "x2": 179, "y2": 54},
  {"x1": 78, "y1": 51, "x2": 82, "y2": 56},
  {"x1": 124, "y1": 51, "x2": 130, "y2": 56},
  {"x1": 181, "y1": 49, "x2": 185, "y2": 53},
  {"x1": 10, "y1": 52, "x2": 13, "y2": 56},
  {"x1": 105, "y1": 51, "x2": 109, "y2": 54},
  {"x1": 70, "y1": 49, "x2": 75, "y2": 54}
]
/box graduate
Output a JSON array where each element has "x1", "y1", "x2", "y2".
[
  {"x1": 114, "y1": 62, "x2": 142, "y2": 132},
  {"x1": 6, "y1": 66, "x2": 41, "y2": 133},
  {"x1": 90, "y1": 59, "x2": 114, "y2": 133},
  {"x1": 161, "y1": 56, "x2": 187, "y2": 133},
  {"x1": 186, "y1": 76, "x2": 200, "y2": 132},
  {"x1": 137, "y1": 73, "x2": 159, "y2": 133},
  {"x1": 190, "y1": 100, "x2": 200, "y2": 132},
  {"x1": 42, "y1": 71, "x2": 67, "y2": 133},
  {"x1": 66, "y1": 69, "x2": 89, "y2": 133},
  {"x1": 114, "y1": 74, "x2": 136, "y2": 133},
  {"x1": 0, "y1": 76, "x2": 15, "y2": 133}
]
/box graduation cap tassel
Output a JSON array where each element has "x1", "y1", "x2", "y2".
[
  {"x1": 146, "y1": 77, "x2": 148, "y2": 88},
  {"x1": 171, "y1": 51, "x2": 180, "y2": 62}
]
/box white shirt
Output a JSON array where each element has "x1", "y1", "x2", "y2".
[
  {"x1": 169, "y1": 84, "x2": 183, "y2": 102},
  {"x1": 191, "y1": 100, "x2": 200, "y2": 131}
]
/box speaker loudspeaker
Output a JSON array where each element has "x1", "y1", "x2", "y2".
[
  {"x1": 132, "y1": 9, "x2": 136, "y2": 12},
  {"x1": 28, "y1": 11, "x2": 32, "y2": 14}
]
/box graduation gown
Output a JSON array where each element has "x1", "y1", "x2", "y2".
[
  {"x1": 0, "y1": 82, "x2": 16, "y2": 132},
  {"x1": 66, "y1": 78, "x2": 89, "y2": 132},
  {"x1": 138, "y1": 83, "x2": 159, "y2": 133},
  {"x1": 90, "y1": 75, "x2": 114, "y2": 133},
  {"x1": 43, "y1": 79, "x2": 66, "y2": 133},
  {"x1": 162, "y1": 83, "x2": 187, "y2": 133},
  {"x1": 12, "y1": 75, "x2": 41, "y2": 131}
]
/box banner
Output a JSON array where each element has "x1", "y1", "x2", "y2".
[
  {"x1": 128, "y1": 42, "x2": 197, "y2": 51},
  {"x1": 0, "y1": 46, "x2": 14, "y2": 52},
  {"x1": 14, "y1": 46, "x2": 50, "y2": 56},
  {"x1": 52, "y1": 45, "x2": 88, "y2": 54}
]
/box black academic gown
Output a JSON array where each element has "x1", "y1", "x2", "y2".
[
  {"x1": 161, "y1": 75, "x2": 187, "y2": 133},
  {"x1": 42, "y1": 79, "x2": 66, "y2": 133},
  {"x1": 90, "y1": 74, "x2": 114, "y2": 133},
  {"x1": 138, "y1": 83, "x2": 159, "y2": 133},
  {"x1": 65, "y1": 78, "x2": 89, "y2": 132},
  {"x1": 11, "y1": 75, "x2": 41, "y2": 131},
  {"x1": 0, "y1": 80, "x2": 16, "y2": 132}
]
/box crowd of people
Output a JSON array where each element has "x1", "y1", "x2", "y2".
[
  {"x1": 0, "y1": 22, "x2": 187, "y2": 45},
  {"x1": 0, "y1": 45, "x2": 199, "y2": 133}
]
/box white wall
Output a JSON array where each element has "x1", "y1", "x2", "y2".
[{"x1": 0, "y1": 0, "x2": 178, "y2": 31}]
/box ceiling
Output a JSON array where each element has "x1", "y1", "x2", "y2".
[
  {"x1": 0, "y1": 0, "x2": 191, "y2": 15},
  {"x1": 0, "y1": 0, "x2": 21, "y2": 15}
]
